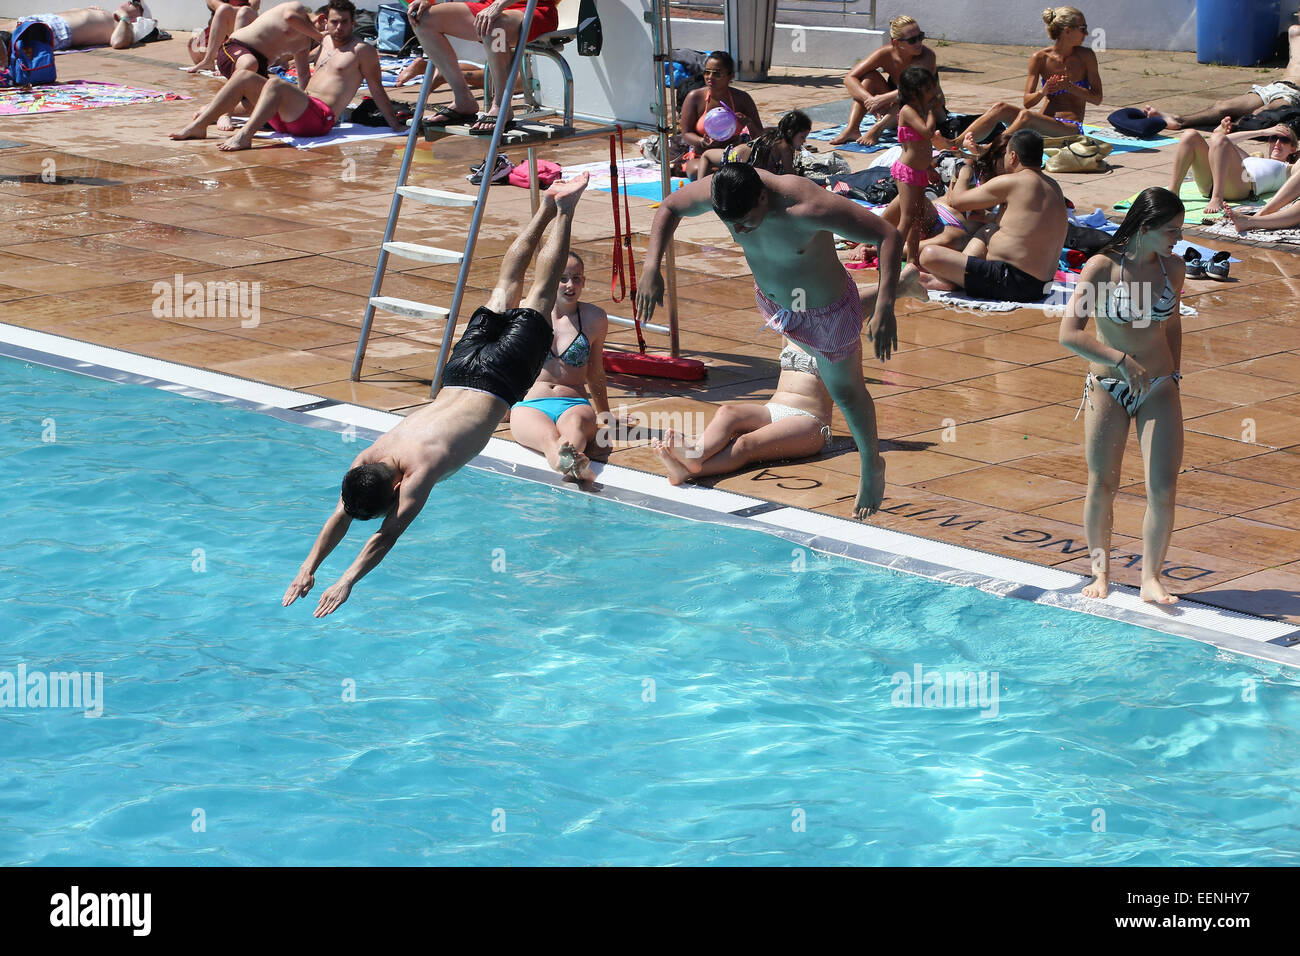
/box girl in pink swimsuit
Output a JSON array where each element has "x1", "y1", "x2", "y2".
[{"x1": 892, "y1": 65, "x2": 942, "y2": 267}]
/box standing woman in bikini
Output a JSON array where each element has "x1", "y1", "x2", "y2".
[
  {"x1": 679, "y1": 51, "x2": 763, "y2": 181},
  {"x1": 959, "y1": 7, "x2": 1102, "y2": 145},
  {"x1": 1058, "y1": 187, "x2": 1186, "y2": 605},
  {"x1": 829, "y1": 15, "x2": 944, "y2": 147},
  {"x1": 510, "y1": 252, "x2": 611, "y2": 483}
]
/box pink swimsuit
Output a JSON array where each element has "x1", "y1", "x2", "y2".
[{"x1": 891, "y1": 122, "x2": 930, "y2": 186}]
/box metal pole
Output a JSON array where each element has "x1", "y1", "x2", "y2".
[
  {"x1": 428, "y1": 0, "x2": 542, "y2": 399},
  {"x1": 350, "y1": 58, "x2": 439, "y2": 381},
  {"x1": 651, "y1": 0, "x2": 682, "y2": 357}
]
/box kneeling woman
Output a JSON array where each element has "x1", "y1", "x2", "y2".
[
  {"x1": 1058, "y1": 187, "x2": 1185, "y2": 604},
  {"x1": 510, "y1": 252, "x2": 611, "y2": 483},
  {"x1": 650, "y1": 339, "x2": 832, "y2": 485}
]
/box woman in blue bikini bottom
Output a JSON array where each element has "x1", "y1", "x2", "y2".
[
  {"x1": 509, "y1": 252, "x2": 612, "y2": 483},
  {"x1": 1058, "y1": 186, "x2": 1186, "y2": 606}
]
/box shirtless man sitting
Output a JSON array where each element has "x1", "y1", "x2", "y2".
[
  {"x1": 918, "y1": 130, "x2": 1067, "y2": 304},
  {"x1": 282, "y1": 175, "x2": 589, "y2": 617},
  {"x1": 205, "y1": 0, "x2": 320, "y2": 80},
  {"x1": 0, "y1": 2, "x2": 148, "y2": 62},
  {"x1": 1145, "y1": 23, "x2": 1300, "y2": 130},
  {"x1": 171, "y1": 0, "x2": 404, "y2": 150},
  {"x1": 637, "y1": 164, "x2": 928, "y2": 519}
]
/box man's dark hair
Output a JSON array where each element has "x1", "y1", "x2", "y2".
[
  {"x1": 327, "y1": 0, "x2": 356, "y2": 17},
  {"x1": 341, "y1": 462, "x2": 396, "y2": 520},
  {"x1": 710, "y1": 162, "x2": 764, "y2": 221},
  {"x1": 1007, "y1": 129, "x2": 1044, "y2": 170}
]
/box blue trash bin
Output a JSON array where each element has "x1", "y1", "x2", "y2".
[{"x1": 1197, "y1": 0, "x2": 1281, "y2": 66}]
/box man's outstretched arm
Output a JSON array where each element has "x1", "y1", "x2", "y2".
[
  {"x1": 635, "y1": 177, "x2": 715, "y2": 321},
  {"x1": 310, "y1": 473, "x2": 435, "y2": 617},
  {"x1": 283, "y1": 499, "x2": 354, "y2": 607}
]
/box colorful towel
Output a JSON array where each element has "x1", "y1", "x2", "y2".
[
  {"x1": 1115, "y1": 180, "x2": 1268, "y2": 224},
  {"x1": 1080, "y1": 124, "x2": 1176, "y2": 153},
  {"x1": 0, "y1": 81, "x2": 186, "y2": 115},
  {"x1": 561, "y1": 158, "x2": 684, "y2": 198},
  {"x1": 809, "y1": 120, "x2": 897, "y2": 154}
]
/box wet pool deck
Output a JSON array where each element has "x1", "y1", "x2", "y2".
[{"x1": 2, "y1": 36, "x2": 1298, "y2": 625}]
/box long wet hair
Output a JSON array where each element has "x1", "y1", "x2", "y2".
[
  {"x1": 897, "y1": 65, "x2": 936, "y2": 111},
  {"x1": 745, "y1": 110, "x2": 812, "y2": 170},
  {"x1": 1102, "y1": 186, "x2": 1184, "y2": 255}
]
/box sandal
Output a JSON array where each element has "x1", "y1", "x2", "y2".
[
  {"x1": 469, "y1": 114, "x2": 516, "y2": 135},
  {"x1": 1206, "y1": 249, "x2": 1231, "y2": 281},
  {"x1": 424, "y1": 105, "x2": 478, "y2": 128},
  {"x1": 1183, "y1": 247, "x2": 1206, "y2": 279}
]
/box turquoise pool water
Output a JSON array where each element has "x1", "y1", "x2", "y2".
[{"x1": 3, "y1": 357, "x2": 1298, "y2": 866}]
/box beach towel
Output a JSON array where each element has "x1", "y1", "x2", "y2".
[
  {"x1": 926, "y1": 272, "x2": 1198, "y2": 316},
  {"x1": 0, "y1": 80, "x2": 185, "y2": 115},
  {"x1": 254, "y1": 121, "x2": 406, "y2": 149},
  {"x1": 1197, "y1": 217, "x2": 1300, "y2": 245},
  {"x1": 561, "y1": 157, "x2": 684, "y2": 198},
  {"x1": 809, "y1": 120, "x2": 898, "y2": 154},
  {"x1": 1115, "y1": 180, "x2": 1268, "y2": 224}
]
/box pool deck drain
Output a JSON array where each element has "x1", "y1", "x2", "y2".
[{"x1": 5, "y1": 321, "x2": 1297, "y2": 669}]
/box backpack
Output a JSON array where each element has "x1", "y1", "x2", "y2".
[
  {"x1": 376, "y1": 3, "x2": 417, "y2": 55},
  {"x1": 8, "y1": 21, "x2": 56, "y2": 86}
]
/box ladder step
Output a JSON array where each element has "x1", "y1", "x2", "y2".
[
  {"x1": 369, "y1": 296, "x2": 450, "y2": 321},
  {"x1": 383, "y1": 241, "x2": 464, "y2": 265},
  {"x1": 396, "y1": 185, "x2": 477, "y2": 207}
]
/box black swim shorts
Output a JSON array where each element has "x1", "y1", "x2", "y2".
[
  {"x1": 442, "y1": 305, "x2": 552, "y2": 407},
  {"x1": 963, "y1": 257, "x2": 1052, "y2": 303}
]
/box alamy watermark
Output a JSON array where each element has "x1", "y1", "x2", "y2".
[
  {"x1": 891, "y1": 664, "x2": 1000, "y2": 718},
  {"x1": 0, "y1": 663, "x2": 103, "y2": 718},
  {"x1": 152, "y1": 273, "x2": 261, "y2": 328}
]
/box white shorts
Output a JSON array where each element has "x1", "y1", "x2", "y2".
[
  {"x1": 1243, "y1": 156, "x2": 1289, "y2": 196},
  {"x1": 1251, "y1": 81, "x2": 1300, "y2": 108}
]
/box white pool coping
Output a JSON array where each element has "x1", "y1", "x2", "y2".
[{"x1": 3, "y1": 321, "x2": 1297, "y2": 668}]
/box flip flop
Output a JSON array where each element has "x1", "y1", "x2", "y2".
[
  {"x1": 1206, "y1": 249, "x2": 1231, "y2": 281},
  {"x1": 469, "y1": 115, "x2": 516, "y2": 135},
  {"x1": 1183, "y1": 247, "x2": 1206, "y2": 279},
  {"x1": 424, "y1": 105, "x2": 478, "y2": 128}
]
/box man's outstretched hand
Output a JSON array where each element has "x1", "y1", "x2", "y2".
[
  {"x1": 635, "y1": 268, "x2": 665, "y2": 322},
  {"x1": 282, "y1": 569, "x2": 315, "y2": 607},
  {"x1": 313, "y1": 579, "x2": 353, "y2": 617},
  {"x1": 866, "y1": 304, "x2": 898, "y2": 362}
]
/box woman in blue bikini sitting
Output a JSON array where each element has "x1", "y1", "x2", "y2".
[
  {"x1": 1058, "y1": 186, "x2": 1186, "y2": 605},
  {"x1": 956, "y1": 6, "x2": 1102, "y2": 147},
  {"x1": 510, "y1": 252, "x2": 611, "y2": 483}
]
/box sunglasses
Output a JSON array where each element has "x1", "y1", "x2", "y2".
[
  {"x1": 899, "y1": 32, "x2": 926, "y2": 44},
  {"x1": 1270, "y1": 135, "x2": 1297, "y2": 146},
  {"x1": 702, "y1": 69, "x2": 728, "y2": 76}
]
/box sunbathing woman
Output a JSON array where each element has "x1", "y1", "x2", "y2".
[
  {"x1": 1223, "y1": 158, "x2": 1300, "y2": 231},
  {"x1": 717, "y1": 109, "x2": 812, "y2": 175},
  {"x1": 829, "y1": 15, "x2": 945, "y2": 147},
  {"x1": 509, "y1": 252, "x2": 611, "y2": 483},
  {"x1": 958, "y1": 6, "x2": 1102, "y2": 146},
  {"x1": 651, "y1": 339, "x2": 833, "y2": 486},
  {"x1": 1168, "y1": 118, "x2": 1300, "y2": 216},
  {"x1": 679, "y1": 51, "x2": 764, "y2": 180},
  {"x1": 1058, "y1": 187, "x2": 1186, "y2": 604}
]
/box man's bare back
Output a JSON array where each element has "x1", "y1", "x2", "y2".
[
  {"x1": 230, "y1": 1, "x2": 318, "y2": 61},
  {"x1": 983, "y1": 167, "x2": 1068, "y2": 281}
]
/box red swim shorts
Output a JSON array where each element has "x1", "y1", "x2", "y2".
[
  {"x1": 463, "y1": 1, "x2": 559, "y2": 42},
  {"x1": 269, "y1": 95, "x2": 337, "y2": 137}
]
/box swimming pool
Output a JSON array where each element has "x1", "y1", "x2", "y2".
[{"x1": 4, "y1": 355, "x2": 1299, "y2": 866}]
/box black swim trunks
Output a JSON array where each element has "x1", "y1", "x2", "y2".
[
  {"x1": 442, "y1": 305, "x2": 552, "y2": 406},
  {"x1": 963, "y1": 257, "x2": 1052, "y2": 303}
]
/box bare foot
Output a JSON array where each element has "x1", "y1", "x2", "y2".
[
  {"x1": 828, "y1": 127, "x2": 860, "y2": 146},
  {"x1": 547, "y1": 171, "x2": 589, "y2": 212},
  {"x1": 660, "y1": 428, "x2": 703, "y2": 474},
  {"x1": 555, "y1": 440, "x2": 594, "y2": 483},
  {"x1": 1140, "y1": 579, "x2": 1180, "y2": 605},
  {"x1": 854, "y1": 453, "x2": 886, "y2": 519},
  {"x1": 857, "y1": 127, "x2": 882, "y2": 147},
  {"x1": 169, "y1": 122, "x2": 208, "y2": 141},
  {"x1": 1221, "y1": 206, "x2": 1250, "y2": 233},
  {"x1": 217, "y1": 130, "x2": 255, "y2": 152},
  {"x1": 1144, "y1": 105, "x2": 1180, "y2": 130},
  {"x1": 1081, "y1": 574, "x2": 1109, "y2": 599},
  {"x1": 651, "y1": 438, "x2": 693, "y2": 485},
  {"x1": 215, "y1": 114, "x2": 236, "y2": 132},
  {"x1": 1203, "y1": 197, "x2": 1226, "y2": 215},
  {"x1": 898, "y1": 263, "x2": 930, "y2": 303}
]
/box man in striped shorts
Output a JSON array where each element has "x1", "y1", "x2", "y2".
[{"x1": 637, "y1": 163, "x2": 928, "y2": 519}]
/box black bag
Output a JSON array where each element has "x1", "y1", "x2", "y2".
[
  {"x1": 577, "y1": 0, "x2": 602, "y2": 56},
  {"x1": 354, "y1": 10, "x2": 377, "y2": 44},
  {"x1": 1234, "y1": 104, "x2": 1300, "y2": 133},
  {"x1": 1065, "y1": 223, "x2": 1112, "y2": 254},
  {"x1": 863, "y1": 176, "x2": 899, "y2": 205},
  {"x1": 827, "y1": 166, "x2": 893, "y2": 201}
]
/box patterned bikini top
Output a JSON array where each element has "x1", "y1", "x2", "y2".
[
  {"x1": 780, "y1": 343, "x2": 821, "y2": 378},
  {"x1": 1101, "y1": 255, "x2": 1177, "y2": 324},
  {"x1": 550, "y1": 310, "x2": 590, "y2": 367}
]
